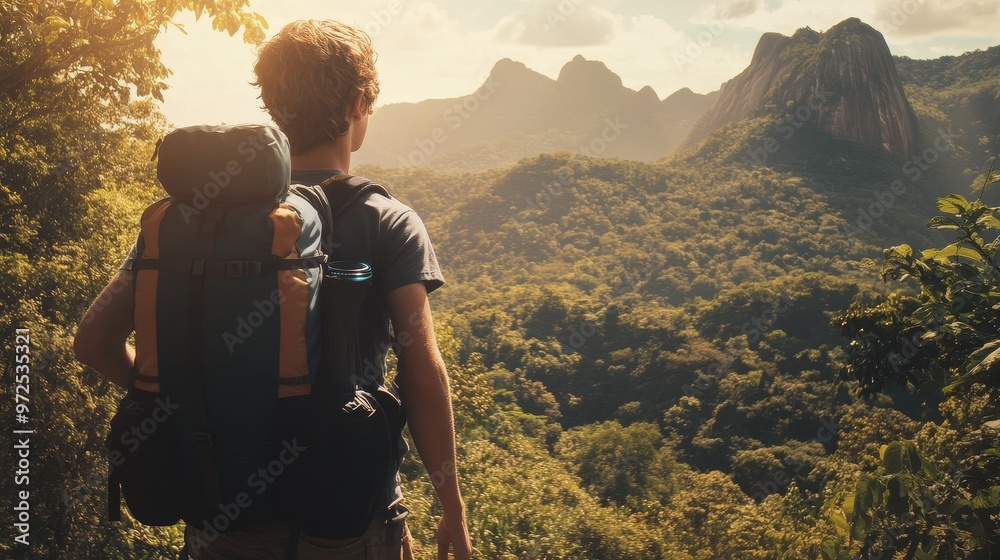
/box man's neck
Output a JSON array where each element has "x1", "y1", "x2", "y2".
[{"x1": 290, "y1": 140, "x2": 351, "y2": 172}]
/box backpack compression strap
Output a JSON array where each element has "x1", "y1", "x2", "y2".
[
  {"x1": 125, "y1": 255, "x2": 327, "y2": 277},
  {"x1": 190, "y1": 205, "x2": 226, "y2": 519}
]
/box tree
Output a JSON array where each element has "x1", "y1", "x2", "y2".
[
  {"x1": 828, "y1": 187, "x2": 1000, "y2": 559},
  {"x1": 556, "y1": 421, "x2": 677, "y2": 511},
  {"x1": 0, "y1": 0, "x2": 266, "y2": 104},
  {"x1": 0, "y1": 2, "x2": 266, "y2": 557}
]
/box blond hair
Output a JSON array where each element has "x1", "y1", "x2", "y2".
[{"x1": 253, "y1": 19, "x2": 380, "y2": 155}]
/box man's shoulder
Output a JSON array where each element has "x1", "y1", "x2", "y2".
[{"x1": 358, "y1": 186, "x2": 415, "y2": 223}]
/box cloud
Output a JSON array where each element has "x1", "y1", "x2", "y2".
[
  {"x1": 688, "y1": 0, "x2": 1000, "y2": 45},
  {"x1": 692, "y1": 0, "x2": 874, "y2": 35},
  {"x1": 493, "y1": 2, "x2": 617, "y2": 47},
  {"x1": 716, "y1": 0, "x2": 764, "y2": 20},
  {"x1": 356, "y1": 0, "x2": 453, "y2": 48},
  {"x1": 874, "y1": 0, "x2": 1000, "y2": 39}
]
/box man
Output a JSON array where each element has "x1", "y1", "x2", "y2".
[{"x1": 75, "y1": 18, "x2": 472, "y2": 560}]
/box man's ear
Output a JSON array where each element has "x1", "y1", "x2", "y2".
[{"x1": 348, "y1": 91, "x2": 366, "y2": 121}]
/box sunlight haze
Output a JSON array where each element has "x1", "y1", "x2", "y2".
[{"x1": 156, "y1": 0, "x2": 1000, "y2": 127}]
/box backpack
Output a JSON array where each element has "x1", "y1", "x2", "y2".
[{"x1": 106, "y1": 124, "x2": 402, "y2": 541}]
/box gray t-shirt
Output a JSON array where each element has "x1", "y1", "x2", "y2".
[{"x1": 291, "y1": 169, "x2": 445, "y2": 388}]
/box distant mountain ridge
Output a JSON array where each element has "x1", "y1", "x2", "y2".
[
  {"x1": 355, "y1": 56, "x2": 718, "y2": 171},
  {"x1": 357, "y1": 18, "x2": 999, "y2": 172},
  {"x1": 683, "y1": 18, "x2": 920, "y2": 159}
]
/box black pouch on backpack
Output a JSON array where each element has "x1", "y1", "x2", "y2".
[
  {"x1": 277, "y1": 260, "x2": 402, "y2": 540},
  {"x1": 105, "y1": 387, "x2": 189, "y2": 525},
  {"x1": 285, "y1": 390, "x2": 395, "y2": 539}
]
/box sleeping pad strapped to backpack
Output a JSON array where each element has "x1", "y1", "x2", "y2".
[{"x1": 106, "y1": 124, "x2": 400, "y2": 540}]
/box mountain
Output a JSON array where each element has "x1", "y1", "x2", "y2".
[
  {"x1": 894, "y1": 45, "x2": 1000, "y2": 168},
  {"x1": 684, "y1": 18, "x2": 919, "y2": 159},
  {"x1": 355, "y1": 56, "x2": 717, "y2": 171}
]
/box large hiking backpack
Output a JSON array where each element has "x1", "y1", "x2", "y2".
[{"x1": 106, "y1": 124, "x2": 401, "y2": 540}]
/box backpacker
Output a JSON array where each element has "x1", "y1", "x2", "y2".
[{"x1": 106, "y1": 124, "x2": 401, "y2": 540}]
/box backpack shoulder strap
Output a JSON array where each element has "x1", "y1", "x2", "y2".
[
  {"x1": 291, "y1": 174, "x2": 390, "y2": 255},
  {"x1": 319, "y1": 173, "x2": 390, "y2": 219}
]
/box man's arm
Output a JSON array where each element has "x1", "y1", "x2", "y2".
[
  {"x1": 387, "y1": 282, "x2": 472, "y2": 560},
  {"x1": 74, "y1": 271, "x2": 135, "y2": 388}
]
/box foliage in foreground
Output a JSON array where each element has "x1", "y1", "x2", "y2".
[{"x1": 829, "y1": 187, "x2": 1000, "y2": 559}]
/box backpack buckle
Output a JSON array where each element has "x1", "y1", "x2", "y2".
[
  {"x1": 193, "y1": 431, "x2": 214, "y2": 448},
  {"x1": 225, "y1": 261, "x2": 262, "y2": 278}
]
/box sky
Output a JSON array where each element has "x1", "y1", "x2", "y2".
[{"x1": 155, "y1": 0, "x2": 1000, "y2": 127}]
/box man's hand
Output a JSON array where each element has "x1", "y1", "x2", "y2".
[{"x1": 437, "y1": 513, "x2": 472, "y2": 560}]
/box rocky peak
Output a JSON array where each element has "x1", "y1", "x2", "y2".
[
  {"x1": 637, "y1": 85, "x2": 661, "y2": 106},
  {"x1": 685, "y1": 18, "x2": 919, "y2": 159},
  {"x1": 488, "y1": 58, "x2": 553, "y2": 87},
  {"x1": 554, "y1": 55, "x2": 625, "y2": 102}
]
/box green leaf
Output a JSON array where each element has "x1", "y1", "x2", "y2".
[
  {"x1": 44, "y1": 15, "x2": 72, "y2": 29},
  {"x1": 854, "y1": 475, "x2": 872, "y2": 512},
  {"x1": 975, "y1": 213, "x2": 1000, "y2": 230},
  {"x1": 887, "y1": 474, "x2": 912, "y2": 515},
  {"x1": 842, "y1": 492, "x2": 856, "y2": 517},
  {"x1": 892, "y1": 244, "x2": 914, "y2": 258},
  {"x1": 947, "y1": 341, "x2": 1000, "y2": 394},
  {"x1": 882, "y1": 442, "x2": 904, "y2": 474},
  {"x1": 902, "y1": 441, "x2": 921, "y2": 472},
  {"x1": 851, "y1": 476, "x2": 873, "y2": 541},
  {"x1": 850, "y1": 511, "x2": 870, "y2": 542},
  {"x1": 927, "y1": 215, "x2": 961, "y2": 230},
  {"x1": 820, "y1": 536, "x2": 841, "y2": 560},
  {"x1": 947, "y1": 498, "x2": 973, "y2": 517},
  {"x1": 830, "y1": 509, "x2": 850, "y2": 538},
  {"x1": 939, "y1": 242, "x2": 986, "y2": 263},
  {"x1": 938, "y1": 194, "x2": 972, "y2": 214}
]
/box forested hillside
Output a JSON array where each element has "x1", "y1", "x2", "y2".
[
  {"x1": 1, "y1": 3, "x2": 997, "y2": 559},
  {"x1": 368, "y1": 142, "x2": 998, "y2": 558}
]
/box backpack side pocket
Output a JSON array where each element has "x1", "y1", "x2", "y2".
[{"x1": 106, "y1": 388, "x2": 188, "y2": 525}]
